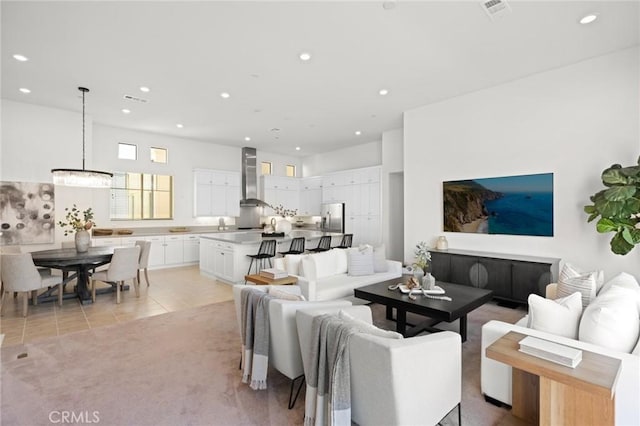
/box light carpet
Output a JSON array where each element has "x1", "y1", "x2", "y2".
[{"x1": 1, "y1": 300, "x2": 526, "y2": 426}]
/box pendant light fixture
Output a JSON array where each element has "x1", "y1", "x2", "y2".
[{"x1": 51, "y1": 87, "x2": 113, "y2": 188}]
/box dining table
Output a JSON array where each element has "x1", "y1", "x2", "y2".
[{"x1": 31, "y1": 246, "x2": 117, "y2": 304}]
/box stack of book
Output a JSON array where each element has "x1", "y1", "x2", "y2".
[
  {"x1": 259, "y1": 268, "x2": 288, "y2": 280},
  {"x1": 518, "y1": 336, "x2": 582, "y2": 368}
]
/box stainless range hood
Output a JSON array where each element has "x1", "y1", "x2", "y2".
[{"x1": 239, "y1": 147, "x2": 270, "y2": 208}]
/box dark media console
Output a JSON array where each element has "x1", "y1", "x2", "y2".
[{"x1": 430, "y1": 248, "x2": 560, "y2": 305}]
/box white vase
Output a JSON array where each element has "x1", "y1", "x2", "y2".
[
  {"x1": 422, "y1": 272, "x2": 436, "y2": 290},
  {"x1": 75, "y1": 229, "x2": 91, "y2": 252},
  {"x1": 275, "y1": 219, "x2": 292, "y2": 235},
  {"x1": 436, "y1": 236, "x2": 449, "y2": 250}
]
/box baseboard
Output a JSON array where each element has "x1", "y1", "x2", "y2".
[{"x1": 483, "y1": 394, "x2": 510, "y2": 408}]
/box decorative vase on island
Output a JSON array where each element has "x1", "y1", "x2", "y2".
[
  {"x1": 75, "y1": 229, "x2": 91, "y2": 253},
  {"x1": 275, "y1": 219, "x2": 292, "y2": 235},
  {"x1": 423, "y1": 272, "x2": 436, "y2": 290}
]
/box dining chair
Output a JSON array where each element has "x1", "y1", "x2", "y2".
[
  {"x1": 278, "y1": 237, "x2": 305, "y2": 256},
  {"x1": 1, "y1": 253, "x2": 64, "y2": 316},
  {"x1": 135, "y1": 240, "x2": 152, "y2": 286},
  {"x1": 91, "y1": 246, "x2": 141, "y2": 304},
  {"x1": 246, "y1": 240, "x2": 277, "y2": 276},
  {"x1": 333, "y1": 233, "x2": 353, "y2": 249},
  {"x1": 308, "y1": 236, "x2": 331, "y2": 253}
]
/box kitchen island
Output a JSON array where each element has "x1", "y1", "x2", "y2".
[{"x1": 199, "y1": 230, "x2": 343, "y2": 284}]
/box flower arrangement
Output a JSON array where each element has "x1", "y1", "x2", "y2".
[
  {"x1": 58, "y1": 204, "x2": 95, "y2": 236},
  {"x1": 413, "y1": 241, "x2": 431, "y2": 272},
  {"x1": 270, "y1": 204, "x2": 298, "y2": 218}
]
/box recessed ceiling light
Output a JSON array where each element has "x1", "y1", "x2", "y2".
[
  {"x1": 579, "y1": 14, "x2": 598, "y2": 24},
  {"x1": 121, "y1": 108, "x2": 131, "y2": 114},
  {"x1": 13, "y1": 54, "x2": 28, "y2": 62},
  {"x1": 355, "y1": 130, "x2": 362, "y2": 136},
  {"x1": 19, "y1": 88, "x2": 31, "y2": 94},
  {"x1": 299, "y1": 52, "x2": 312, "y2": 61},
  {"x1": 220, "y1": 92, "x2": 230, "y2": 99},
  {"x1": 139, "y1": 86, "x2": 150, "y2": 93},
  {"x1": 379, "y1": 89, "x2": 389, "y2": 96},
  {"x1": 176, "y1": 123, "x2": 184, "y2": 129},
  {"x1": 244, "y1": 136, "x2": 251, "y2": 141},
  {"x1": 295, "y1": 147, "x2": 301, "y2": 151}
]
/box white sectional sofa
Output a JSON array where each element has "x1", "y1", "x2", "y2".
[
  {"x1": 273, "y1": 247, "x2": 402, "y2": 302},
  {"x1": 481, "y1": 276, "x2": 640, "y2": 426}
]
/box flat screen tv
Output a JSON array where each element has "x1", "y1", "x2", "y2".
[{"x1": 443, "y1": 173, "x2": 553, "y2": 236}]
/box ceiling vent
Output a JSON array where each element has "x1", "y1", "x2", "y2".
[
  {"x1": 480, "y1": 0, "x2": 511, "y2": 20},
  {"x1": 123, "y1": 94, "x2": 148, "y2": 103}
]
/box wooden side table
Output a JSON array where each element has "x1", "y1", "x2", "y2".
[
  {"x1": 486, "y1": 331, "x2": 621, "y2": 426},
  {"x1": 244, "y1": 274, "x2": 297, "y2": 286}
]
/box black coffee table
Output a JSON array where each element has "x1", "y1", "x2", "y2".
[{"x1": 354, "y1": 277, "x2": 493, "y2": 341}]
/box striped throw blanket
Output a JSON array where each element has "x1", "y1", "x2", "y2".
[
  {"x1": 240, "y1": 287, "x2": 274, "y2": 390},
  {"x1": 304, "y1": 314, "x2": 360, "y2": 426}
]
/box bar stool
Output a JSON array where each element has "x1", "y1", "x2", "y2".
[
  {"x1": 278, "y1": 237, "x2": 305, "y2": 256},
  {"x1": 308, "y1": 236, "x2": 331, "y2": 253},
  {"x1": 333, "y1": 234, "x2": 353, "y2": 249},
  {"x1": 246, "y1": 240, "x2": 277, "y2": 275}
]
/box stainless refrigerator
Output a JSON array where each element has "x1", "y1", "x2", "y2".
[{"x1": 321, "y1": 203, "x2": 345, "y2": 233}]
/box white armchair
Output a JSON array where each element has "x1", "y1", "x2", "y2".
[
  {"x1": 296, "y1": 305, "x2": 462, "y2": 426},
  {"x1": 231, "y1": 284, "x2": 352, "y2": 408}
]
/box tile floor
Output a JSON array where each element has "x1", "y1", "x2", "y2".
[{"x1": 0, "y1": 265, "x2": 233, "y2": 347}]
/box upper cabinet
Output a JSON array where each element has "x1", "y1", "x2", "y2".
[
  {"x1": 260, "y1": 176, "x2": 300, "y2": 212},
  {"x1": 299, "y1": 177, "x2": 323, "y2": 216},
  {"x1": 194, "y1": 169, "x2": 240, "y2": 217}
]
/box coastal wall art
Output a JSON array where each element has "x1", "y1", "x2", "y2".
[
  {"x1": 443, "y1": 173, "x2": 554, "y2": 236},
  {"x1": 0, "y1": 181, "x2": 55, "y2": 245}
]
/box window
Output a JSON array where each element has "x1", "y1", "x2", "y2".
[
  {"x1": 286, "y1": 165, "x2": 296, "y2": 177},
  {"x1": 110, "y1": 172, "x2": 173, "y2": 220},
  {"x1": 261, "y1": 162, "x2": 272, "y2": 175},
  {"x1": 118, "y1": 143, "x2": 137, "y2": 160},
  {"x1": 150, "y1": 147, "x2": 168, "y2": 163}
]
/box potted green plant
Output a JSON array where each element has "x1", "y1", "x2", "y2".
[
  {"x1": 584, "y1": 157, "x2": 640, "y2": 255},
  {"x1": 58, "y1": 204, "x2": 95, "y2": 252}
]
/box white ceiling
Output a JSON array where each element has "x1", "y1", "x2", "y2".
[{"x1": 2, "y1": 1, "x2": 638, "y2": 156}]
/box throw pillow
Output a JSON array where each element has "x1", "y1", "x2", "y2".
[
  {"x1": 373, "y1": 244, "x2": 388, "y2": 273},
  {"x1": 599, "y1": 272, "x2": 640, "y2": 314},
  {"x1": 283, "y1": 254, "x2": 306, "y2": 276},
  {"x1": 312, "y1": 249, "x2": 343, "y2": 280},
  {"x1": 578, "y1": 285, "x2": 640, "y2": 353},
  {"x1": 559, "y1": 262, "x2": 604, "y2": 294},
  {"x1": 527, "y1": 292, "x2": 582, "y2": 339},
  {"x1": 338, "y1": 309, "x2": 403, "y2": 339},
  {"x1": 556, "y1": 274, "x2": 597, "y2": 308},
  {"x1": 268, "y1": 286, "x2": 306, "y2": 301},
  {"x1": 347, "y1": 248, "x2": 374, "y2": 276},
  {"x1": 632, "y1": 335, "x2": 640, "y2": 356}
]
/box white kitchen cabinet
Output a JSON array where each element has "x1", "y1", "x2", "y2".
[
  {"x1": 164, "y1": 235, "x2": 185, "y2": 265},
  {"x1": 199, "y1": 237, "x2": 216, "y2": 275},
  {"x1": 260, "y1": 176, "x2": 300, "y2": 211},
  {"x1": 214, "y1": 241, "x2": 235, "y2": 283},
  {"x1": 146, "y1": 236, "x2": 166, "y2": 267},
  {"x1": 183, "y1": 234, "x2": 200, "y2": 263},
  {"x1": 194, "y1": 169, "x2": 240, "y2": 217},
  {"x1": 91, "y1": 237, "x2": 121, "y2": 247},
  {"x1": 299, "y1": 177, "x2": 322, "y2": 216}
]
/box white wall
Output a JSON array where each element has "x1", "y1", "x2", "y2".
[
  {"x1": 404, "y1": 47, "x2": 640, "y2": 279},
  {"x1": 1, "y1": 100, "x2": 301, "y2": 247},
  {"x1": 302, "y1": 140, "x2": 382, "y2": 177},
  {"x1": 381, "y1": 128, "x2": 404, "y2": 260}
]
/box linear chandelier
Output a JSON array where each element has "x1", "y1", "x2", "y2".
[{"x1": 51, "y1": 87, "x2": 113, "y2": 188}]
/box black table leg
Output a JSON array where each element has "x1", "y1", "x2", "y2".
[
  {"x1": 396, "y1": 309, "x2": 407, "y2": 335},
  {"x1": 386, "y1": 305, "x2": 393, "y2": 320},
  {"x1": 460, "y1": 315, "x2": 467, "y2": 342},
  {"x1": 75, "y1": 266, "x2": 92, "y2": 304}
]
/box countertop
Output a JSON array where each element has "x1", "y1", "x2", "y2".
[
  {"x1": 200, "y1": 230, "x2": 343, "y2": 245},
  {"x1": 92, "y1": 225, "x2": 319, "y2": 238}
]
